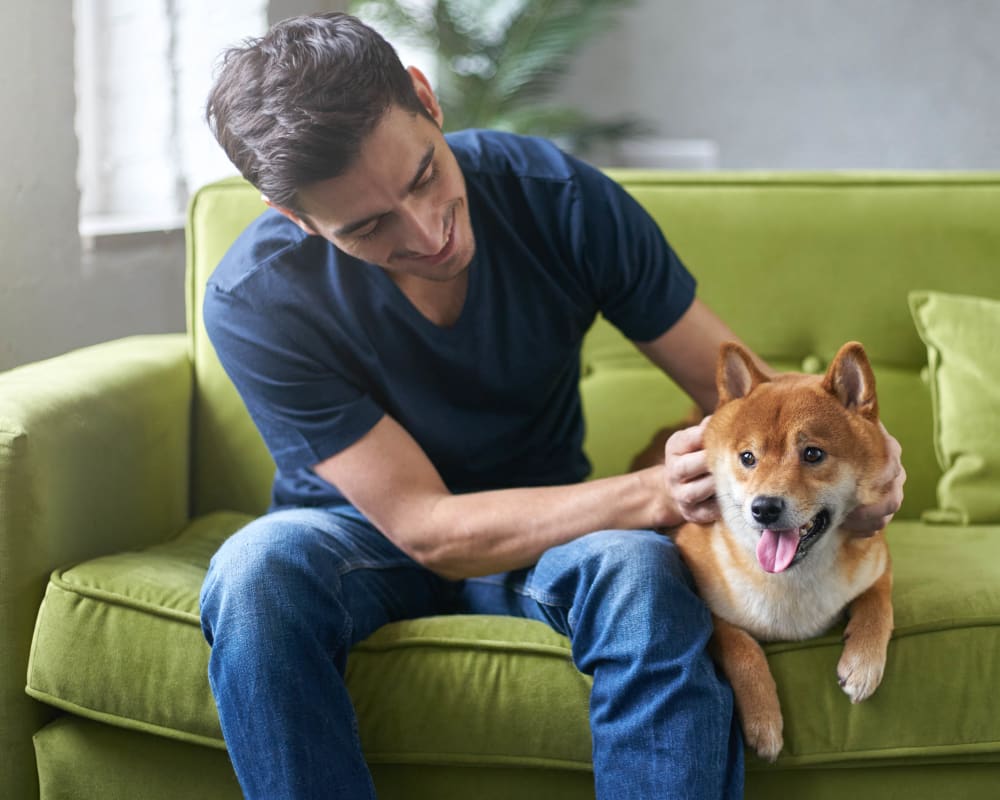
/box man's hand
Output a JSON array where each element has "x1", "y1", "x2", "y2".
[
  {"x1": 843, "y1": 423, "x2": 906, "y2": 537},
  {"x1": 663, "y1": 417, "x2": 720, "y2": 525}
]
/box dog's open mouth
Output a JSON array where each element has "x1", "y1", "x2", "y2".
[{"x1": 756, "y1": 509, "x2": 831, "y2": 574}]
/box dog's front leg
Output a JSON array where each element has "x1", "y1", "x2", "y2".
[
  {"x1": 838, "y1": 565, "x2": 894, "y2": 703},
  {"x1": 710, "y1": 615, "x2": 783, "y2": 762}
]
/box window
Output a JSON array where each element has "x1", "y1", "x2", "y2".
[{"x1": 73, "y1": 0, "x2": 268, "y2": 236}]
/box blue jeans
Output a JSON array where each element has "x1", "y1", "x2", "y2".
[{"x1": 200, "y1": 505, "x2": 744, "y2": 799}]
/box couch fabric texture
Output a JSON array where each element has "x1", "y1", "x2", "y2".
[{"x1": 3, "y1": 173, "x2": 999, "y2": 799}]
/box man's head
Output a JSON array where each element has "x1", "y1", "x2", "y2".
[
  {"x1": 207, "y1": 12, "x2": 430, "y2": 214},
  {"x1": 207, "y1": 12, "x2": 475, "y2": 280}
]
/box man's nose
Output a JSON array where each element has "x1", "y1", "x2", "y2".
[{"x1": 399, "y1": 197, "x2": 445, "y2": 255}]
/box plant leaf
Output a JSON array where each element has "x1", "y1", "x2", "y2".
[{"x1": 350, "y1": 0, "x2": 646, "y2": 153}]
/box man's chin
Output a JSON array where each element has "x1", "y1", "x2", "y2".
[
  {"x1": 446, "y1": 240, "x2": 475, "y2": 280},
  {"x1": 426, "y1": 250, "x2": 473, "y2": 283}
]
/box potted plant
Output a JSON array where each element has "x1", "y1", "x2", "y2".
[{"x1": 351, "y1": 0, "x2": 645, "y2": 155}]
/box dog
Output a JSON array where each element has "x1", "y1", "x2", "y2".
[{"x1": 637, "y1": 341, "x2": 893, "y2": 761}]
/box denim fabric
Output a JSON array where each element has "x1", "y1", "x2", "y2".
[{"x1": 200, "y1": 506, "x2": 743, "y2": 799}]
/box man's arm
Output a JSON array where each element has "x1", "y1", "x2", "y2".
[
  {"x1": 633, "y1": 297, "x2": 773, "y2": 413},
  {"x1": 313, "y1": 414, "x2": 682, "y2": 580},
  {"x1": 309, "y1": 302, "x2": 738, "y2": 579}
]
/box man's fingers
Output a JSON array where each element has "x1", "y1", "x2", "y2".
[
  {"x1": 877, "y1": 422, "x2": 905, "y2": 484},
  {"x1": 675, "y1": 473, "x2": 716, "y2": 510},
  {"x1": 842, "y1": 422, "x2": 907, "y2": 537},
  {"x1": 664, "y1": 416, "x2": 710, "y2": 458},
  {"x1": 845, "y1": 461, "x2": 907, "y2": 536},
  {"x1": 686, "y1": 498, "x2": 720, "y2": 525},
  {"x1": 661, "y1": 416, "x2": 720, "y2": 525},
  {"x1": 666, "y1": 449, "x2": 710, "y2": 485}
]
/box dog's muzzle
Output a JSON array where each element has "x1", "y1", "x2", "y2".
[{"x1": 754, "y1": 506, "x2": 832, "y2": 573}]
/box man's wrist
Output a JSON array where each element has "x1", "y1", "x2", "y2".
[{"x1": 637, "y1": 465, "x2": 684, "y2": 529}]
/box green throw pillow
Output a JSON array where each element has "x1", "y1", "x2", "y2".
[{"x1": 909, "y1": 290, "x2": 1000, "y2": 524}]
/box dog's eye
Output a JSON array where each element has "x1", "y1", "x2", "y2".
[
  {"x1": 739, "y1": 451, "x2": 756, "y2": 468},
  {"x1": 803, "y1": 446, "x2": 825, "y2": 464}
]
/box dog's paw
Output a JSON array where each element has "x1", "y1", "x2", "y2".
[
  {"x1": 742, "y1": 711, "x2": 784, "y2": 762},
  {"x1": 836, "y1": 647, "x2": 886, "y2": 703}
]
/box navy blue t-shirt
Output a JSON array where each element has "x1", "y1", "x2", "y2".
[{"x1": 204, "y1": 130, "x2": 696, "y2": 509}]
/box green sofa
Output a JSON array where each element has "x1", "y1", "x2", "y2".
[{"x1": 4, "y1": 172, "x2": 1000, "y2": 799}]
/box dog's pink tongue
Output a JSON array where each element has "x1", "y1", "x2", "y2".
[{"x1": 757, "y1": 529, "x2": 799, "y2": 573}]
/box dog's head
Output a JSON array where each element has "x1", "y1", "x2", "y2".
[{"x1": 705, "y1": 341, "x2": 886, "y2": 574}]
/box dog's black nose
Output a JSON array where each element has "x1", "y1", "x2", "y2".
[{"x1": 751, "y1": 495, "x2": 786, "y2": 526}]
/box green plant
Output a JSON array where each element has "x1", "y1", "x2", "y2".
[{"x1": 351, "y1": 0, "x2": 645, "y2": 153}]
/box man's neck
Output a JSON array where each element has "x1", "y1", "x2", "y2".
[{"x1": 390, "y1": 269, "x2": 470, "y2": 328}]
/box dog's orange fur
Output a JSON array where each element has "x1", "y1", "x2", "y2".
[{"x1": 643, "y1": 342, "x2": 893, "y2": 761}]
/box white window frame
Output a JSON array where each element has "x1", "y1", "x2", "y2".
[{"x1": 73, "y1": 0, "x2": 268, "y2": 238}]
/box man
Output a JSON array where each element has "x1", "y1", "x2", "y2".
[{"x1": 200, "y1": 12, "x2": 904, "y2": 799}]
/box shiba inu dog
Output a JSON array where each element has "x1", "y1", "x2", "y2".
[{"x1": 640, "y1": 341, "x2": 893, "y2": 761}]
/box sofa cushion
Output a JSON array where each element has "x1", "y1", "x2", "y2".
[
  {"x1": 186, "y1": 181, "x2": 274, "y2": 519},
  {"x1": 910, "y1": 291, "x2": 1000, "y2": 524},
  {"x1": 27, "y1": 514, "x2": 1000, "y2": 769},
  {"x1": 26, "y1": 512, "x2": 595, "y2": 771}
]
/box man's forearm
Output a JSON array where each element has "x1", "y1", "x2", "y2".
[
  {"x1": 398, "y1": 466, "x2": 680, "y2": 580},
  {"x1": 312, "y1": 414, "x2": 681, "y2": 581}
]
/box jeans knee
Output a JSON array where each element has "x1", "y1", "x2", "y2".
[
  {"x1": 579, "y1": 529, "x2": 693, "y2": 590},
  {"x1": 200, "y1": 513, "x2": 348, "y2": 643},
  {"x1": 561, "y1": 529, "x2": 711, "y2": 641}
]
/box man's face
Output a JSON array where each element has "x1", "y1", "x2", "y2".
[{"x1": 281, "y1": 89, "x2": 475, "y2": 283}]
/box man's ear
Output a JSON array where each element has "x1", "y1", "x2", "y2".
[
  {"x1": 262, "y1": 196, "x2": 319, "y2": 236},
  {"x1": 407, "y1": 66, "x2": 444, "y2": 128},
  {"x1": 717, "y1": 342, "x2": 769, "y2": 406}
]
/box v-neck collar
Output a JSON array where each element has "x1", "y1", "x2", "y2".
[
  {"x1": 367, "y1": 210, "x2": 485, "y2": 337},
  {"x1": 369, "y1": 246, "x2": 482, "y2": 336}
]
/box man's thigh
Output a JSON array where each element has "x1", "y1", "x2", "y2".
[
  {"x1": 457, "y1": 528, "x2": 693, "y2": 637},
  {"x1": 204, "y1": 504, "x2": 459, "y2": 646}
]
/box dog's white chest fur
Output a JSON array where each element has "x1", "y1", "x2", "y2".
[{"x1": 707, "y1": 528, "x2": 884, "y2": 642}]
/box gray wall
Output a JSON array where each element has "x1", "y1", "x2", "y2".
[
  {"x1": 565, "y1": 0, "x2": 1000, "y2": 169},
  {"x1": 2, "y1": 1, "x2": 81, "y2": 370},
  {"x1": 1, "y1": 1, "x2": 997, "y2": 371},
  {"x1": 0, "y1": 1, "x2": 341, "y2": 373},
  {"x1": 0, "y1": 2, "x2": 188, "y2": 372}
]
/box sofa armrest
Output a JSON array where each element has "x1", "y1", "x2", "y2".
[{"x1": 0, "y1": 334, "x2": 192, "y2": 800}]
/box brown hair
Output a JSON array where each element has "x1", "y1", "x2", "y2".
[{"x1": 206, "y1": 12, "x2": 430, "y2": 212}]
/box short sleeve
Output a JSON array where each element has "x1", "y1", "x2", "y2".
[
  {"x1": 569, "y1": 158, "x2": 697, "y2": 342},
  {"x1": 203, "y1": 284, "x2": 384, "y2": 473}
]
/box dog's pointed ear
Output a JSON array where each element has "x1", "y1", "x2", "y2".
[
  {"x1": 823, "y1": 342, "x2": 879, "y2": 421},
  {"x1": 717, "y1": 342, "x2": 769, "y2": 406}
]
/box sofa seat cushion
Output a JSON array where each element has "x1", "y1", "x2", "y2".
[
  {"x1": 26, "y1": 512, "x2": 595, "y2": 771},
  {"x1": 27, "y1": 515, "x2": 1000, "y2": 769}
]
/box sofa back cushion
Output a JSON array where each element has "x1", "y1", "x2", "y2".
[
  {"x1": 583, "y1": 172, "x2": 1000, "y2": 520},
  {"x1": 186, "y1": 178, "x2": 272, "y2": 516},
  {"x1": 187, "y1": 173, "x2": 1000, "y2": 519}
]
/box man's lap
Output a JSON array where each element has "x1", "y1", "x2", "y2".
[{"x1": 212, "y1": 505, "x2": 700, "y2": 646}]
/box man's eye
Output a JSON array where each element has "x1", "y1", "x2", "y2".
[
  {"x1": 355, "y1": 222, "x2": 381, "y2": 241},
  {"x1": 416, "y1": 164, "x2": 438, "y2": 190}
]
